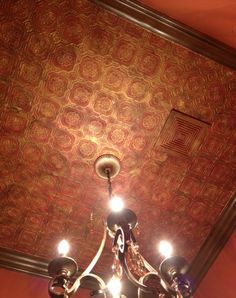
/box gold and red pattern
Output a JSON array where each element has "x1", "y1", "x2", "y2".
[{"x1": 0, "y1": 0, "x2": 235, "y2": 273}]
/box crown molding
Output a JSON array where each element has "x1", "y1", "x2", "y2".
[
  {"x1": 91, "y1": 0, "x2": 236, "y2": 70},
  {"x1": 0, "y1": 247, "x2": 104, "y2": 290},
  {"x1": 0, "y1": 247, "x2": 49, "y2": 278},
  {"x1": 188, "y1": 195, "x2": 236, "y2": 291}
]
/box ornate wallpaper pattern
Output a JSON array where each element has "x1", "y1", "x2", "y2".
[{"x1": 0, "y1": 0, "x2": 235, "y2": 272}]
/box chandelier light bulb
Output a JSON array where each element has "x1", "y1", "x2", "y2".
[
  {"x1": 57, "y1": 239, "x2": 70, "y2": 256},
  {"x1": 107, "y1": 276, "x2": 122, "y2": 297},
  {"x1": 159, "y1": 240, "x2": 173, "y2": 258},
  {"x1": 109, "y1": 196, "x2": 124, "y2": 212}
]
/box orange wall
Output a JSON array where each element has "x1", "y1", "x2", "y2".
[
  {"x1": 140, "y1": 0, "x2": 236, "y2": 48},
  {"x1": 0, "y1": 268, "x2": 90, "y2": 298},
  {"x1": 194, "y1": 230, "x2": 236, "y2": 298}
]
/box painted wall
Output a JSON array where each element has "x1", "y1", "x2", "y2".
[
  {"x1": 0, "y1": 268, "x2": 90, "y2": 298},
  {"x1": 140, "y1": 0, "x2": 236, "y2": 48},
  {"x1": 194, "y1": 230, "x2": 236, "y2": 298}
]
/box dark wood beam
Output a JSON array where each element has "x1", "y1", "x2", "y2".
[
  {"x1": 0, "y1": 247, "x2": 49, "y2": 278},
  {"x1": 91, "y1": 0, "x2": 236, "y2": 70},
  {"x1": 188, "y1": 195, "x2": 236, "y2": 291}
]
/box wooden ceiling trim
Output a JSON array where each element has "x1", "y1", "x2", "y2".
[
  {"x1": 0, "y1": 247, "x2": 105, "y2": 291},
  {"x1": 91, "y1": 0, "x2": 236, "y2": 70},
  {"x1": 0, "y1": 247, "x2": 49, "y2": 278},
  {"x1": 188, "y1": 195, "x2": 236, "y2": 291}
]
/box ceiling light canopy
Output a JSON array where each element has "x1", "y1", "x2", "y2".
[{"x1": 48, "y1": 154, "x2": 192, "y2": 298}]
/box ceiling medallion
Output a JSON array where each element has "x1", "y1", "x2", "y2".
[{"x1": 48, "y1": 154, "x2": 192, "y2": 298}]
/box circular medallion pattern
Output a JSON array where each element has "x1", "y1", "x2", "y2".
[
  {"x1": 104, "y1": 68, "x2": 126, "y2": 91},
  {"x1": 79, "y1": 56, "x2": 101, "y2": 81},
  {"x1": 138, "y1": 52, "x2": 160, "y2": 76},
  {"x1": 18, "y1": 61, "x2": 42, "y2": 86},
  {"x1": 27, "y1": 33, "x2": 51, "y2": 59},
  {"x1": 61, "y1": 107, "x2": 83, "y2": 129},
  {"x1": 34, "y1": 4, "x2": 58, "y2": 32},
  {"x1": 0, "y1": 136, "x2": 19, "y2": 157},
  {"x1": 29, "y1": 121, "x2": 51, "y2": 143},
  {"x1": 46, "y1": 72, "x2": 68, "y2": 97},
  {"x1": 113, "y1": 40, "x2": 136, "y2": 65},
  {"x1": 0, "y1": 50, "x2": 14, "y2": 76},
  {"x1": 78, "y1": 139, "x2": 97, "y2": 158},
  {"x1": 70, "y1": 160, "x2": 89, "y2": 179},
  {"x1": 60, "y1": 15, "x2": 84, "y2": 44},
  {"x1": 6, "y1": 0, "x2": 34, "y2": 20},
  {"x1": 38, "y1": 100, "x2": 60, "y2": 120},
  {"x1": 8, "y1": 85, "x2": 33, "y2": 112},
  {"x1": 0, "y1": 20, "x2": 25, "y2": 49},
  {"x1": 85, "y1": 117, "x2": 106, "y2": 137},
  {"x1": 108, "y1": 127, "x2": 128, "y2": 145},
  {"x1": 94, "y1": 92, "x2": 114, "y2": 116},
  {"x1": 21, "y1": 143, "x2": 43, "y2": 164},
  {"x1": 141, "y1": 112, "x2": 159, "y2": 131},
  {"x1": 127, "y1": 78, "x2": 148, "y2": 101},
  {"x1": 116, "y1": 100, "x2": 136, "y2": 124},
  {"x1": 2, "y1": 111, "x2": 27, "y2": 135},
  {"x1": 131, "y1": 135, "x2": 146, "y2": 151},
  {"x1": 70, "y1": 82, "x2": 93, "y2": 107},
  {"x1": 52, "y1": 45, "x2": 77, "y2": 71},
  {"x1": 36, "y1": 173, "x2": 58, "y2": 194},
  {"x1": 45, "y1": 151, "x2": 68, "y2": 174},
  {"x1": 52, "y1": 129, "x2": 75, "y2": 151},
  {"x1": 162, "y1": 64, "x2": 185, "y2": 85},
  {"x1": 88, "y1": 27, "x2": 113, "y2": 55}
]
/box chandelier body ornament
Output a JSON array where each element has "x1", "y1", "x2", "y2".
[{"x1": 48, "y1": 155, "x2": 192, "y2": 298}]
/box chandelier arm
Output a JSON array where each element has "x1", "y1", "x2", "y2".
[
  {"x1": 121, "y1": 252, "x2": 159, "y2": 295},
  {"x1": 113, "y1": 225, "x2": 159, "y2": 295},
  {"x1": 157, "y1": 271, "x2": 190, "y2": 297},
  {"x1": 138, "y1": 272, "x2": 178, "y2": 298},
  {"x1": 140, "y1": 255, "x2": 158, "y2": 274},
  {"x1": 81, "y1": 273, "x2": 107, "y2": 297},
  {"x1": 138, "y1": 272, "x2": 162, "y2": 298},
  {"x1": 115, "y1": 225, "x2": 179, "y2": 297},
  {"x1": 128, "y1": 239, "x2": 179, "y2": 297},
  {"x1": 66, "y1": 226, "x2": 107, "y2": 294}
]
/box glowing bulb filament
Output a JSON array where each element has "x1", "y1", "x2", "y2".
[
  {"x1": 108, "y1": 276, "x2": 121, "y2": 297},
  {"x1": 109, "y1": 196, "x2": 124, "y2": 212},
  {"x1": 159, "y1": 240, "x2": 173, "y2": 258},
  {"x1": 58, "y1": 239, "x2": 70, "y2": 256}
]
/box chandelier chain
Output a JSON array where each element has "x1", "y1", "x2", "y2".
[{"x1": 105, "y1": 168, "x2": 112, "y2": 199}]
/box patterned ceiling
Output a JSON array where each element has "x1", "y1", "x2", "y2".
[{"x1": 0, "y1": 0, "x2": 235, "y2": 274}]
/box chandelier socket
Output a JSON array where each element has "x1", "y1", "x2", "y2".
[
  {"x1": 107, "y1": 208, "x2": 138, "y2": 233},
  {"x1": 48, "y1": 256, "x2": 78, "y2": 278},
  {"x1": 159, "y1": 256, "x2": 189, "y2": 285},
  {"x1": 95, "y1": 154, "x2": 121, "y2": 179}
]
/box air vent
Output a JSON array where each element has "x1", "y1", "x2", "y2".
[{"x1": 157, "y1": 110, "x2": 210, "y2": 157}]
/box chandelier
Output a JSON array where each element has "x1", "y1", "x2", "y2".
[{"x1": 47, "y1": 154, "x2": 192, "y2": 298}]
